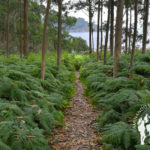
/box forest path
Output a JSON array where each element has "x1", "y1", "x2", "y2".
[{"x1": 50, "y1": 72, "x2": 100, "y2": 150}]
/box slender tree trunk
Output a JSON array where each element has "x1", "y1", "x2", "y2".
[
  {"x1": 125, "y1": 5, "x2": 129, "y2": 54},
  {"x1": 113, "y1": 0, "x2": 124, "y2": 78},
  {"x1": 104, "y1": 3, "x2": 110, "y2": 65},
  {"x1": 89, "y1": 0, "x2": 92, "y2": 54},
  {"x1": 6, "y1": 0, "x2": 10, "y2": 58},
  {"x1": 57, "y1": 0, "x2": 62, "y2": 71},
  {"x1": 129, "y1": 7, "x2": 132, "y2": 54},
  {"x1": 19, "y1": 0, "x2": 23, "y2": 59},
  {"x1": 129, "y1": 0, "x2": 138, "y2": 79},
  {"x1": 142, "y1": 0, "x2": 149, "y2": 54},
  {"x1": 23, "y1": 0, "x2": 28, "y2": 56},
  {"x1": 100, "y1": 0, "x2": 103, "y2": 61},
  {"x1": 97, "y1": 0, "x2": 100, "y2": 62},
  {"x1": 92, "y1": 26, "x2": 94, "y2": 51},
  {"x1": 110, "y1": 0, "x2": 114, "y2": 57},
  {"x1": 41, "y1": 0, "x2": 51, "y2": 80}
]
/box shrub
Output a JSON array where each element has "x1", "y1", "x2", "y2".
[
  {"x1": 0, "y1": 52, "x2": 75, "y2": 149},
  {"x1": 80, "y1": 53, "x2": 150, "y2": 149}
]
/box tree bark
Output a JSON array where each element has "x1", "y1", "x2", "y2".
[
  {"x1": 129, "y1": 7, "x2": 132, "y2": 54},
  {"x1": 104, "y1": 3, "x2": 110, "y2": 65},
  {"x1": 142, "y1": 0, "x2": 149, "y2": 54},
  {"x1": 23, "y1": 0, "x2": 28, "y2": 56},
  {"x1": 110, "y1": 0, "x2": 114, "y2": 57},
  {"x1": 129, "y1": 0, "x2": 138, "y2": 79},
  {"x1": 96, "y1": 0, "x2": 100, "y2": 62},
  {"x1": 57, "y1": 0, "x2": 62, "y2": 71},
  {"x1": 92, "y1": 23, "x2": 94, "y2": 50},
  {"x1": 19, "y1": 0, "x2": 23, "y2": 59},
  {"x1": 41, "y1": 0, "x2": 51, "y2": 80},
  {"x1": 100, "y1": 0, "x2": 103, "y2": 61},
  {"x1": 113, "y1": 0, "x2": 124, "y2": 78},
  {"x1": 125, "y1": 5, "x2": 129, "y2": 54},
  {"x1": 6, "y1": 0, "x2": 10, "y2": 58},
  {"x1": 89, "y1": 0, "x2": 92, "y2": 54}
]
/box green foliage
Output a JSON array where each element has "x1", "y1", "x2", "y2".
[
  {"x1": 62, "y1": 52, "x2": 89, "y2": 71},
  {"x1": 0, "y1": 140, "x2": 12, "y2": 150},
  {"x1": 102, "y1": 122, "x2": 140, "y2": 150},
  {"x1": 135, "y1": 145, "x2": 150, "y2": 150},
  {"x1": 0, "y1": 0, "x2": 84, "y2": 53},
  {"x1": 71, "y1": 37, "x2": 89, "y2": 52},
  {"x1": 80, "y1": 53, "x2": 150, "y2": 150},
  {"x1": 134, "y1": 64, "x2": 150, "y2": 77},
  {"x1": 0, "y1": 52, "x2": 75, "y2": 149}
]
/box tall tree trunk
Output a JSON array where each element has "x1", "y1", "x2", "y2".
[
  {"x1": 129, "y1": 0, "x2": 138, "y2": 79},
  {"x1": 110, "y1": 0, "x2": 114, "y2": 57},
  {"x1": 142, "y1": 0, "x2": 149, "y2": 54},
  {"x1": 19, "y1": 0, "x2": 23, "y2": 59},
  {"x1": 129, "y1": 7, "x2": 132, "y2": 54},
  {"x1": 125, "y1": 5, "x2": 129, "y2": 54},
  {"x1": 41, "y1": 0, "x2": 51, "y2": 80},
  {"x1": 6, "y1": 0, "x2": 10, "y2": 58},
  {"x1": 57, "y1": 0, "x2": 62, "y2": 71},
  {"x1": 104, "y1": 3, "x2": 110, "y2": 65},
  {"x1": 97, "y1": 1, "x2": 100, "y2": 62},
  {"x1": 92, "y1": 26, "x2": 94, "y2": 51},
  {"x1": 113, "y1": 0, "x2": 124, "y2": 78},
  {"x1": 23, "y1": 0, "x2": 28, "y2": 56},
  {"x1": 89, "y1": 0, "x2": 92, "y2": 54},
  {"x1": 100, "y1": 0, "x2": 103, "y2": 61}
]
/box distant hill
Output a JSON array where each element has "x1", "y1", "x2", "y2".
[{"x1": 67, "y1": 18, "x2": 97, "y2": 32}]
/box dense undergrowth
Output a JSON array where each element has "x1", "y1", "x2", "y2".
[
  {"x1": 1, "y1": 51, "x2": 150, "y2": 150},
  {"x1": 0, "y1": 52, "x2": 90, "y2": 150},
  {"x1": 80, "y1": 52, "x2": 150, "y2": 150}
]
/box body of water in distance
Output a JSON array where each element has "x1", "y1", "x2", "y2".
[{"x1": 70, "y1": 32, "x2": 150, "y2": 51}]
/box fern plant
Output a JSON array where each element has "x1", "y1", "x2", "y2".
[
  {"x1": 0, "y1": 141, "x2": 12, "y2": 150},
  {"x1": 102, "y1": 122, "x2": 140, "y2": 150},
  {"x1": 80, "y1": 53, "x2": 150, "y2": 150},
  {"x1": 0, "y1": 52, "x2": 76, "y2": 149},
  {"x1": 135, "y1": 145, "x2": 150, "y2": 150}
]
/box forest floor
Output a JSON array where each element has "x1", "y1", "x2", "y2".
[{"x1": 50, "y1": 72, "x2": 100, "y2": 150}]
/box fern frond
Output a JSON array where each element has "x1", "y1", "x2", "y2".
[
  {"x1": 0, "y1": 141, "x2": 12, "y2": 150},
  {"x1": 135, "y1": 145, "x2": 150, "y2": 150}
]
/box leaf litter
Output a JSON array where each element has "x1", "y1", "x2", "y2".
[{"x1": 50, "y1": 72, "x2": 101, "y2": 150}]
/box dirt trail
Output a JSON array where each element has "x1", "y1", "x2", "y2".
[{"x1": 50, "y1": 72, "x2": 100, "y2": 150}]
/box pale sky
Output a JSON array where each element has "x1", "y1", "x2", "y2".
[
  {"x1": 42, "y1": 0, "x2": 112, "y2": 24},
  {"x1": 63, "y1": 0, "x2": 108, "y2": 24},
  {"x1": 43, "y1": 0, "x2": 149, "y2": 27},
  {"x1": 63, "y1": 0, "x2": 150, "y2": 28}
]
